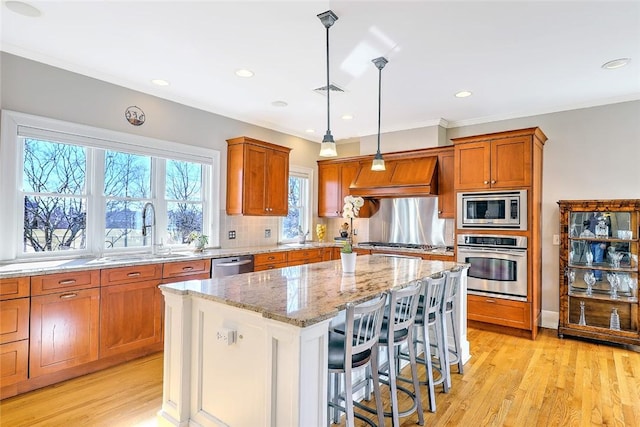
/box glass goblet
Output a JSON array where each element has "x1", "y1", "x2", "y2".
[
  {"x1": 607, "y1": 273, "x2": 620, "y2": 299},
  {"x1": 583, "y1": 271, "x2": 595, "y2": 296}
]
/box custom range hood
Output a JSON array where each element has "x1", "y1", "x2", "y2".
[{"x1": 349, "y1": 154, "x2": 438, "y2": 198}]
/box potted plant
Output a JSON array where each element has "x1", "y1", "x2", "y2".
[
  {"x1": 340, "y1": 196, "x2": 364, "y2": 273},
  {"x1": 187, "y1": 231, "x2": 208, "y2": 252}
]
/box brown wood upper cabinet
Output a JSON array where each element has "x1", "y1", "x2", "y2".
[
  {"x1": 226, "y1": 136, "x2": 291, "y2": 216},
  {"x1": 452, "y1": 128, "x2": 546, "y2": 191},
  {"x1": 437, "y1": 148, "x2": 455, "y2": 218},
  {"x1": 317, "y1": 159, "x2": 375, "y2": 218}
]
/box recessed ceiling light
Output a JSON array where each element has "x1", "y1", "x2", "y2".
[
  {"x1": 151, "y1": 79, "x2": 170, "y2": 86},
  {"x1": 455, "y1": 91, "x2": 473, "y2": 98},
  {"x1": 305, "y1": 129, "x2": 315, "y2": 133},
  {"x1": 342, "y1": 114, "x2": 354, "y2": 120},
  {"x1": 271, "y1": 101, "x2": 288, "y2": 107},
  {"x1": 235, "y1": 69, "x2": 254, "y2": 78},
  {"x1": 5, "y1": 1, "x2": 41, "y2": 17},
  {"x1": 601, "y1": 58, "x2": 631, "y2": 70}
]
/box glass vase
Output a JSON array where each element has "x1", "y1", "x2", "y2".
[
  {"x1": 609, "y1": 308, "x2": 620, "y2": 331},
  {"x1": 578, "y1": 301, "x2": 587, "y2": 326}
]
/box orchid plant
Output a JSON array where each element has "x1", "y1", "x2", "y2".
[{"x1": 341, "y1": 196, "x2": 364, "y2": 253}]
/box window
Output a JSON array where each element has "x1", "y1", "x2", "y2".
[
  {"x1": 0, "y1": 110, "x2": 220, "y2": 260},
  {"x1": 23, "y1": 138, "x2": 87, "y2": 253},
  {"x1": 281, "y1": 166, "x2": 313, "y2": 242},
  {"x1": 165, "y1": 159, "x2": 204, "y2": 244},
  {"x1": 104, "y1": 151, "x2": 151, "y2": 249}
]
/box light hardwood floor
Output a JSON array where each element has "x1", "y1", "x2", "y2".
[{"x1": 1, "y1": 327, "x2": 639, "y2": 426}]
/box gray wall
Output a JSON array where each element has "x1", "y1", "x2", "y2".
[{"x1": 3, "y1": 52, "x2": 640, "y2": 323}]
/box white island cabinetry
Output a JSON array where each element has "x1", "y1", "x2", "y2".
[{"x1": 159, "y1": 256, "x2": 469, "y2": 427}]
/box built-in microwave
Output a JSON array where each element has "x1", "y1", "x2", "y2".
[{"x1": 457, "y1": 190, "x2": 527, "y2": 230}]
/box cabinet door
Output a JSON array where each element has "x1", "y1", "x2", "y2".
[
  {"x1": 437, "y1": 150, "x2": 455, "y2": 218},
  {"x1": 100, "y1": 281, "x2": 163, "y2": 358},
  {"x1": 226, "y1": 142, "x2": 245, "y2": 215},
  {"x1": 318, "y1": 163, "x2": 341, "y2": 217},
  {"x1": 30, "y1": 288, "x2": 100, "y2": 377},
  {"x1": 243, "y1": 144, "x2": 269, "y2": 215},
  {"x1": 454, "y1": 141, "x2": 491, "y2": 190},
  {"x1": 267, "y1": 149, "x2": 290, "y2": 216},
  {"x1": 490, "y1": 136, "x2": 532, "y2": 188}
]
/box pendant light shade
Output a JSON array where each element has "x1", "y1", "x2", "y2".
[
  {"x1": 318, "y1": 10, "x2": 338, "y2": 157},
  {"x1": 371, "y1": 56, "x2": 388, "y2": 171}
]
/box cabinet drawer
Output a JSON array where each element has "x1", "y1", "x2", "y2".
[
  {"x1": 254, "y1": 261, "x2": 288, "y2": 271},
  {"x1": 467, "y1": 295, "x2": 531, "y2": 330},
  {"x1": 163, "y1": 259, "x2": 211, "y2": 280},
  {"x1": 254, "y1": 252, "x2": 288, "y2": 266},
  {"x1": 31, "y1": 270, "x2": 100, "y2": 296},
  {"x1": 101, "y1": 264, "x2": 163, "y2": 287},
  {"x1": 0, "y1": 298, "x2": 29, "y2": 344},
  {"x1": 0, "y1": 277, "x2": 30, "y2": 300},
  {"x1": 287, "y1": 248, "x2": 323, "y2": 262},
  {"x1": 1, "y1": 340, "x2": 28, "y2": 386}
]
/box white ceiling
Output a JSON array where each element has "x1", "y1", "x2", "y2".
[{"x1": 2, "y1": 1, "x2": 640, "y2": 143}]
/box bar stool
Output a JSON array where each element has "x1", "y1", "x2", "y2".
[
  {"x1": 441, "y1": 267, "x2": 465, "y2": 390},
  {"x1": 376, "y1": 281, "x2": 425, "y2": 427},
  {"x1": 410, "y1": 273, "x2": 447, "y2": 412},
  {"x1": 327, "y1": 292, "x2": 387, "y2": 427}
]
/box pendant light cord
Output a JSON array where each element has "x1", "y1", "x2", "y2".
[
  {"x1": 325, "y1": 25, "x2": 331, "y2": 136},
  {"x1": 376, "y1": 66, "x2": 382, "y2": 152}
]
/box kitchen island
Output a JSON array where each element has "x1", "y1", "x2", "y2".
[{"x1": 158, "y1": 255, "x2": 469, "y2": 427}]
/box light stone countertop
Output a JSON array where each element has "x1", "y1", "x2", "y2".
[
  {"x1": 160, "y1": 255, "x2": 462, "y2": 327},
  {"x1": 0, "y1": 242, "x2": 454, "y2": 279}
]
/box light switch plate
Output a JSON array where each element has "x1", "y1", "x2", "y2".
[{"x1": 552, "y1": 234, "x2": 560, "y2": 245}]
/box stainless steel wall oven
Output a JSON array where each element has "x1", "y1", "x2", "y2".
[{"x1": 457, "y1": 234, "x2": 528, "y2": 301}]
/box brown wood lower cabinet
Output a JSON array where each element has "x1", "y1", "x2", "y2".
[
  {"x1": 100, "y1": 281, "x2": 163, "y2": 358},
  {"x1": 30, "y1": 288, "x2": 100, "y2": 378},
  {"x1": 467, "y1": 294, "x2": 532, "y2": 330},
  {"x1": 287, "y1": 248, "x2": 323, "y2": 266},
  {"x1": 254, "y1": 251, "x2": 288, "y2": 271}
]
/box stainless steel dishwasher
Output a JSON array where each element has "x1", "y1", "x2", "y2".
[{"x1": 212, "y1": 255, "x2": 254, "y2": 277}]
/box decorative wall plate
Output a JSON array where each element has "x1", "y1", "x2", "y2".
[{"x1": 125, "y1": 106, "x2": 145, "y2": 126}]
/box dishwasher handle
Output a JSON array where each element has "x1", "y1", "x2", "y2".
[{"x1": 216, "y1": 259, "x2": 253, "y2": 267}]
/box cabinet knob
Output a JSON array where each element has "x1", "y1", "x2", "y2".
[
  {"x1": 483, "y1": 180, "x2": 489, "y2": 185},
  {"x1": 438, "y1": 210, "x2": 442, "y2": 214},
  {"x1": 491, "y1": 180, "x2": 496, "y2": 184}
]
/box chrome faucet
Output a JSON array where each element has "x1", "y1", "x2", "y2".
[{"x1": 142, "y1": 202, "x2": 158, "y2": 255}]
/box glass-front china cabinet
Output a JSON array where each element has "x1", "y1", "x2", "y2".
[{"x1": 558, "y1": 199, "x2": 639, "y2": 346}]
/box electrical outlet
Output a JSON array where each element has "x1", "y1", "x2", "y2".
[
  {"x1": 552, "y1": 234, "x2": 560, "y2": 245},
  {"x1": 228, "y1": 230, "x2": 236, "y2": 239},
  {"x1": 216, "y1": 328, "x2": 236, "y2": 345},
  {"x1": 353, "y1": 228, "x2": 358, "y2": 236},
  {"x1": 265, "y1": 229, "x2": 271, "y2": 238}
]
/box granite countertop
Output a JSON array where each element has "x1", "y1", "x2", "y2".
[
  {"x1": 0, "y1": 243, "x2": 335, "y2": 279},
  {"x1": 160, "y1": 255, "x2": 462, "y2": 327},
  {"x1": 0, "y1": 241, "x2": 454, "y2": 279}
]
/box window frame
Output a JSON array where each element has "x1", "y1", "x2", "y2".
[
  {"x1": 0, "y1": 110, "x2": 220, "y2": 261},
  {"x1": 279, "y1": 165, "x2": 314, "y2": 243}
]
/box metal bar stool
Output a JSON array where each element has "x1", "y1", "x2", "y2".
[
  {"x1": 328, "y1": 292, "x2": 387, "y2": 427},
  {"x1": 409, "y1": 273, "x2": 447, "y2": 412},
  {"x1": 441, "y1": 267, "x2": 466, "y2": 390},
  {"x1": 372, "y1": 280, "x2": 425, "y2": 427}
]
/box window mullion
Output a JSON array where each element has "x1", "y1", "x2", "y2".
[
  {"x1": 154, "y1": 158, "x2": 168, "y2": 246},
  {"x1": 90, "y1": 149, "x2": 106, "y2": 254}
]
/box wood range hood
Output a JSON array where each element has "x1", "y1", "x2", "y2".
[{"x1": 349, "y1": 154, "x2": 439, "y2": 198}]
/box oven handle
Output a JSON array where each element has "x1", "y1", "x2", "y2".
[{"x1": 458, "y1": 247, "x2": 527, "y2": 256}]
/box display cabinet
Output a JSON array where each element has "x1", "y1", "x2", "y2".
[{"x1": 558, "y1": 199, "x2": 639, "y2": 346}]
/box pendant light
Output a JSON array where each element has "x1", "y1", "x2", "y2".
[
  {"x1": 371, "y1": 56, "x2": 388, "y2": 171},
  {"x1": 318, "y1": 10, "x2": 338, "y2": 157}
]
